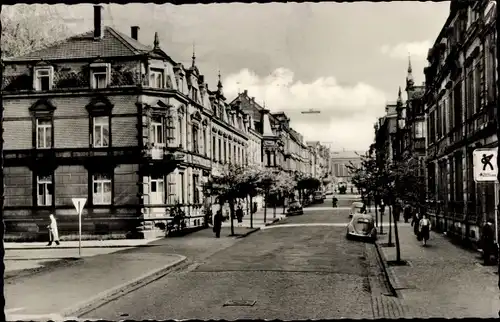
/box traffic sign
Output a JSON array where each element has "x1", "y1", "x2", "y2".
[
  {"x1": 72, "y1": 198, "x2": 87, "y2": 215},
  {"x1": 71, "y1": 198, "x2": 87, "y2": 257},
  {"x1": 473, "y1": 148, "x2": 498, "y2": 182}
]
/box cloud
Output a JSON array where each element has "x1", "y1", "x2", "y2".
[
  {"x1": 223, "y1": 68, "x2": 387, "y2": 151},
  {"x1": 380, "y1": 41, "x2": 432, "y2": 60}
]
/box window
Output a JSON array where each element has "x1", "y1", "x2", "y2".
[
  {"x1": 474, "y1": 63, "x2": 481, "y2": 112},
  {"x1": 180, "y1": 172, "x2": 185, "y2": 204},
  {"x1": 151, "y1": 116, "x2": 165, "y2": 146},
  {"x1": 448, "y1": 92, "x2": 454, "y2": 130},
  {"x1": 192, "y1": 88, "x2": 198, "y2": 103},
  {"x1": 266, "y1": 151, "x2": 271, "y2": 166},
  {"x1": 466, "y1": 70, "x2": 474, "y2": 118},
  {"x1": 34, "y1": 68, "x2": 52, "y2": 91},
  {"x1": 218, "y1": 138, "x2": 222, "y2": 161},
  {"x1": 37, "y1": 175, "x2": 53, "y2": 206},
  {"x1": 91, "y1": 66, "x2": 109, "y2": 89},
  {"x1": 415, "y1": 121, "x2": 425, "y2": 138},
  {"x1": 436, "y1": 104, "x2": 442, "y2": 139},
  {"x1": 224, "y1": 140, "x2": 227, "y2": 163},
  {"x1": 453, "y1": 82, "x2": 463, "y2": 127},
  {"x1": 93, "y1": 173, "x2": 112, "y2": 205},
  {"x1": 192, "y1": 125, "x2": 199, "y2": 153},
  {"x1": 93, "y1": 116, "x2": 109, "y2": 147},
  {"x1": 150, "y1": 175, "x2": 165, "y2": 205},
  {"x1": 487, "y1": 46, "x2": 496, "y2": 103},
  {"x1": 203, "y1": 128, "x2": 208, "y2": 156},
  {"x1": 212, "y1": 135, "x2": 216, "y2": 160},
  {"x1": 193, "y1": 174, "x2": 199, "y2": 204},
  {"x1": 150, "y1": 69, "x2": 163, "y2": 89},
  {"x1": 166, "y1": 114, "x2": 175, "y2": 146},
  {"x1": 178, "y1": 116, "x2": 183, "y2": 148},
  {"x1": 36, "y1": 119, "x2": 52, "y2": 149}
]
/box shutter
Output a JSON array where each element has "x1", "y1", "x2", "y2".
[
  {"x1": 142, "y1": 176, "x2": 150, "y2": 217},
  {"x1": 142, "y1": 114, "x2": 150, "y2": 147}
]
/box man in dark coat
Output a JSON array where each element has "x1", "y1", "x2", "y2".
[
  {"x1": 393, "y1": 199, "x2": 402, "y2": 222},
  {"x1": 482, "y1": 219, "x2": 495, "y2": 265},
  {"x1": 213, "y1": 209, "x2": 223, "y2": 238}
]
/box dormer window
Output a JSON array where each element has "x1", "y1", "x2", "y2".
[
  {"x1": 191, "y1": 87, "x2": 198, "y2": 103},
  {"x1": 150, "y1": 69, "x2": 164, "y2": 89},
  {"x1": 34, "y1": 67, "x2": 53, "y2": 91},
  {"x1": 90, "y1": 63, "x2": 110, "y2": 89}
]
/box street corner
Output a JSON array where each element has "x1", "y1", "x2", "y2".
[{"x1": 60, "y1": 253, "x2": 188, "y2": 318}]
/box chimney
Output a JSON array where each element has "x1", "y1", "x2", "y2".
[
  {"x1": 244, "y1": 89, "x2": 248, "y2": 95},
  {"x1": 131, "y1": 26, "x2": 139, "y2": 41},
  {"x1": 94, "y1": 5, "x2": 104, "y2": 39}
]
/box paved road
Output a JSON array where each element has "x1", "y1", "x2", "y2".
[{"x1": 82, "y1": 197, "x2": 394, "y2": 320}]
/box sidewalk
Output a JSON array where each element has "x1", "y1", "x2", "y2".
[
  {"x1": 4, "y1": 238, "x2": 161, "y2": 250},
  {"x1": 221, "y1": 208, "x2": 286, "y2": 228},
  {"x1": 377, "y1": 224, "x2": 500, "y2": 318},
  {"x1": 5, "y1": 226, "x2": 261, "y2": 321}
]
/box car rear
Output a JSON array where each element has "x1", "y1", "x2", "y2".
[{"x1": 346, "y1": 215, "x2": 377, "y2": 242}]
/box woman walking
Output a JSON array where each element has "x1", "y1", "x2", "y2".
[
  {"x1": 419, "y1": 214, "x2": 431, "y2": 246},
  {"x1": 47, "y1": 214, "x2": 60, "y2": 246}
]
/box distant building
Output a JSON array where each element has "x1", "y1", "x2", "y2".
[{"x1": 330, "y1": 150, "x2": 364, "y2": 192}]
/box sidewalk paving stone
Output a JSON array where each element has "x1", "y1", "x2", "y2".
[
  {"x1": 4, "y1": 238, "x2": 161, "y2": 250},
  {"x1": 377, "y1": 224, "x2": 500, "y2": 318}
]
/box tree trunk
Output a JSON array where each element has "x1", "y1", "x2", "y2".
[
  {"x1": 250, "y1": 195, "x2": 254, "y2": 229},
  {"x1": 229, "y1": 199, "x2": 235, "y2": 236},
  {"x1": 246, "y1": 195, "x2": 250, "y2": 220},
  {"x1": 375, "y1": 201, "x2": 379, "y2": 227},
  {"x1": 380, "y1": 207, "x2": 384, "y2": 235},
  {"x1": 394, "y1": 207, "x2": 401, "y2": 262},
  {"x1": 388, "y1": 203, "x2": 393, "y2": 246},
  {"x1": 264, "y1": 191, "x2": 268, "y2": 223},
  {"x1": 283, "y1": 193, "x2": 287, "y2": 214}
]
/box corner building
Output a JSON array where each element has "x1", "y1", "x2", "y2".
[{"x1": 1, "y1": 6, "x2": 234, "y2": 239}]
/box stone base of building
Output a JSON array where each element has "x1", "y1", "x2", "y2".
[{"x1": 428, "y1": 213, "x2": 481, "y2": 250}]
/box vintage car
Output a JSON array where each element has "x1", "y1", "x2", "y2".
[
  {"x1": 313, "y1": 191, "x2": 325, "y2": 204},
  {"x1": 349, "y1": 201, "x2": 365, "y2": 218},
  {"x1": 346, "y1": 213, "x2": 377, "y2": 242},
  {"x1": 287, "y1": 200, "x2": 304, "y2": 216}
]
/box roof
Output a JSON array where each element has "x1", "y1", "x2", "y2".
[
  {"x1": 5, "y1": 27, "x2": 153, "y2": 61},
  {"x1": 330, "y1": 150, "x2": 364, "y2": 159}
]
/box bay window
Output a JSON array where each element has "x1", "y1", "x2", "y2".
[{"x1": 151, "y1": 115, "x2": 165, "y2": 147}]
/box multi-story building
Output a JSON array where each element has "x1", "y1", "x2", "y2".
[
  {"x1": 330, "y1": 150, "x2": 364, "y2": 193},
  {"x1": 0, "y1": 6, "x2": 253, "y2": 240},
  {"x1": 424, "y1": 0, "x2": 497, "y2": 245},
  {"x1": 374, "y1": 101, "x2": 399, "y2": 176},
  {"x1": 306, "y1": 141, "x2": 332, "y2": 181}
]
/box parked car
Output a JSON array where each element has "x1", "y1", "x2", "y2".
[
  {"x1": 313, "y1": 191, "x2": 325, "y2": 204},
  {"x1": 346, "y1": 213, "x2": 377, "y2": 243},
  {"x1": 324, "y1": 190, "x2": 333, "y2": 197},
  {"x1": 349, "y1": 201, "x2": 365, "y2": 218},
  {"x1": 287, "y1": 200, "x2": 304, "y2": 216}
]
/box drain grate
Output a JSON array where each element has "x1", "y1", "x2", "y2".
[{"x1": 223, "y1": 300, "x2": 256, "y2": 307}]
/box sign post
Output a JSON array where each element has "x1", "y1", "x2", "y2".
[
  {"x1": 473, "y1": 148, "x2": 499, "y2": 243},
  {"x1": 72, "y1": 198, "x2": 87, "y2": 257}
]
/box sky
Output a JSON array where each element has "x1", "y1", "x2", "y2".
[{"x1": 5, "y1": 2, "x2": 451, "y2": 152}]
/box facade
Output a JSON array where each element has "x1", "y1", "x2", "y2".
[
  {"x1": 424, "y1": 0, "x2": 497, "y2": 245},
  {"x1": 375, "y1": 103, "x2": 399, "y2": 168},
  {"x1": 0, "y1": 6, "x2": 256, "y2": 240},
  {"x1": 306, "y1": 141, "x2": 332, "y2": 181},
  {"x1": 231, "y1": 90, "x2": 313, "y2": 175},
  {"x1": 330, "y1": 150, "x2": 364, "y2": 192}
]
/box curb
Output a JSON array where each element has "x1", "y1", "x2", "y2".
[
  {"x1": 374, "y1": 240, "x2": 402, "y2": 298},
  {"x1": 59, "y1": 254, "x2": 188, "y2": 318},
  {"x1": 5, "y1": 244, "x2": 157, "y2": 250},
  {"x1": 236, "y1": 217, "x2": 283, "y2": 238}
]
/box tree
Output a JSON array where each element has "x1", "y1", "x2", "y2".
[
  {"x1": 296, "y1": 174, "x2": 321, "y2": 204},
  {"x1": 258, "y1": 168, "x2": 277, "y2": 223},
  {"x1": 270, "y1": 170, "x2": 296, "y2": 216},
  {"x1": 1, "y1": 5, "x2": 72, "y2": 58},
  {"x1": 238, "y1": 165, "x2": 262, "y2": 228},
  {"x1": 203, "y1": 164, "x2": 247, "y2": 236}
]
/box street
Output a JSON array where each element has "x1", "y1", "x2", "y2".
[{"x1": 81, "y1": 196, "x2": 394, "y2": 320}]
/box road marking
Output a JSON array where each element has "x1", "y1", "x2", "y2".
[{"x1": 262, "y1": 223, "x2": 412, "y2": 230}]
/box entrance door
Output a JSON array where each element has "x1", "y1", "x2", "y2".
[{"x1": 150, "y1": 176, "x2": 165, "y2": 217}]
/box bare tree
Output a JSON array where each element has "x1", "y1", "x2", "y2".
[{"x1": 1, "y1": 5, "x2": 72, "y2": 58}]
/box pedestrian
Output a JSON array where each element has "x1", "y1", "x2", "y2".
[
  {"x1": 236, "y1": 204, "x2": 244, "y2": 226},
  {"x1": 332, "y1": 195, "x2": 338, "y2": 208},
  {"x1": 213, "y1": 209, "x2": 223, "y2": 238},
  {"x1": 393, "y1": 199, "x2": 402, "y2": 222},
  {"x1": 481, "y1": 219, "x2": 495, "y2": 265},
  {"x1": 403, "y1": 204, "x2": 412, "y2": 223},
  {"x1": 419, "y1": 214, "x2": 431, "y2": 246},
  {"x1": 46, "y1": 214, "x2": 60, "y2": 246},
  {"x1": 411, "y1": 211, "x2": 421, "y2": 238}
]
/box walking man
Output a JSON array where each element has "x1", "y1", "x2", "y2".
[
  {"x1": 47, "y1": 214, "x2": 60, "y2": 246},
  {"x1": 213, "y1": 209, "x2": 223, "y2": 238},
  {"x1": 419, "y1": 214, "x2": 431, "y2": 246},
  {"x1": 481, "y1": 219, "x2": 495, "y2": 265}
]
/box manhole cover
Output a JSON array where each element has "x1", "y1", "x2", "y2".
[{"x1": 223, "y1": 300, "x2": 256, "y2": 307}]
